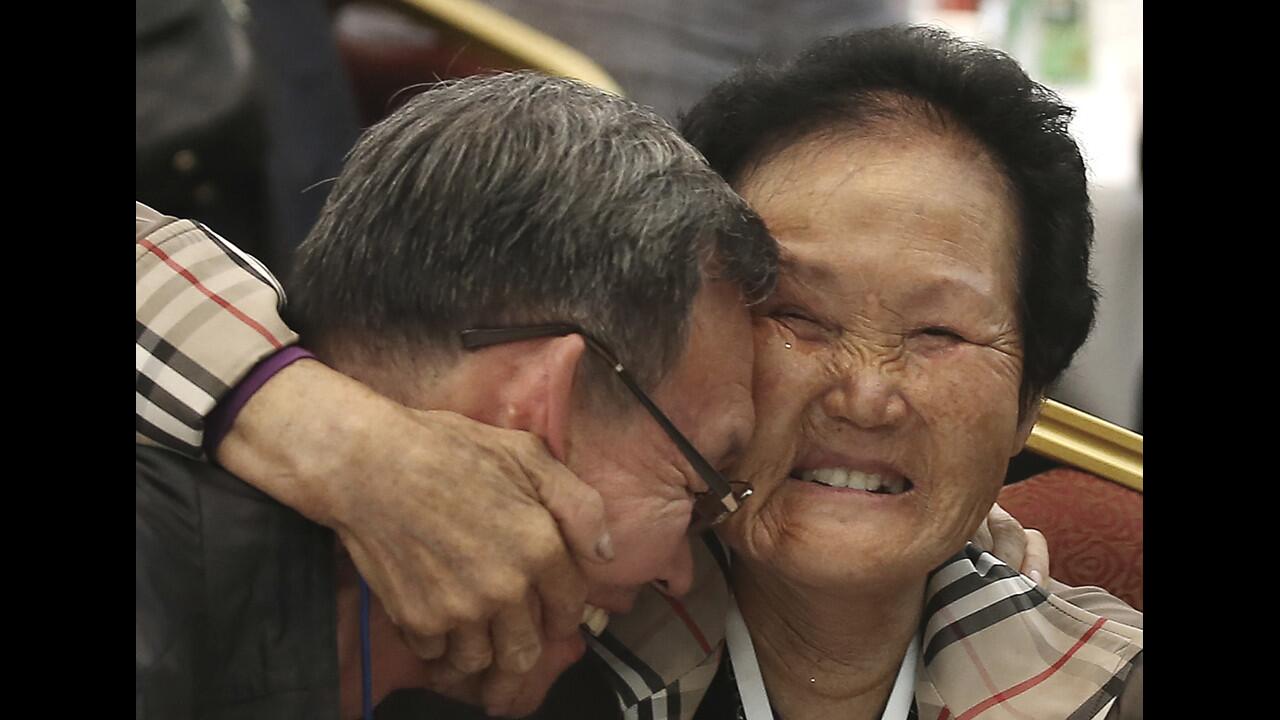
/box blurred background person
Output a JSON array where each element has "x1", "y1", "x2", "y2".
[{"x1": 136, "y1": 0, "x2": 361, "y2": 273}]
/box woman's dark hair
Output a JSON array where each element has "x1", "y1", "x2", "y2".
[{"x1": 680, "y1": 25, "x2": 1097, "y2": 412}]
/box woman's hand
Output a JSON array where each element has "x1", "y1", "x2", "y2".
[
  {"x1": 216, "y1": 359, "x2": 615, "y2": 674},
  {"x1": 972, "y1": 502, "x2": 1050, "y2": 584}
]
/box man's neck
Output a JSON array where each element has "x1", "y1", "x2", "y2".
[
  {"x1": 731, "y1": 560, "x2": 924, "y2": 720},
  {"x1": 333, "y1": 551, "x2": 426, "y2": 720}
]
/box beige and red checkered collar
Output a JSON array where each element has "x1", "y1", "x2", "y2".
[{"x1": 594, "y1": 540, "x2": 1142, "y2": 720}]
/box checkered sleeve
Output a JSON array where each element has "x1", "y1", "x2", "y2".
[
  {"x1": 618, "y1": 645, "x2": 724, "y2": 720},
  {"x1": 135, "y1": 202, "x2": 299, "y2": 457},
  {"x1": 915, "y1": 544, "x2": 1143, "y2": 720}
]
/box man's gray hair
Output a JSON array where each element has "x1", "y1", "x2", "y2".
[{"x1": 288, "y1": 71, "x2": 776, "y2": 398}]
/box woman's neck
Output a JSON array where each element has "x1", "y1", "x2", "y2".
[{"x1": 731, "y1": 561, "x2": 925, "y2": 720}]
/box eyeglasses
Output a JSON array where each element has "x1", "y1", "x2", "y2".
[{"x1": 460, "y1": 324, "x2": 752, "y2": 535}]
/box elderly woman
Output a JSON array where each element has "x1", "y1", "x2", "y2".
[{"x1": 669, "y1": 26, "x2": 1142, "y2": 720}]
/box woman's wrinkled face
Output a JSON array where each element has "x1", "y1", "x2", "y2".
[{"x1": 721, "y1": 128, "x2": 1036, "y2": 590}]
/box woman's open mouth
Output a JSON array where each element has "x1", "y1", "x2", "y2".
[{"x1": 790, "y1": 467, "x2": 914, "y2": 495}]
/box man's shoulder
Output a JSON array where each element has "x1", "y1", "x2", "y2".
[
  {"x1": 135, "y1": 443, "x2": 333, "y2": 586},
  {"x1": 136, "y1": 445, "x2": 274, "y2": 504},
  {"x1": 136, "y1": 445, "x2": 340, "y2": 720}
]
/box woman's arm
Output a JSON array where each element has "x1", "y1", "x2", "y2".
[
  {"x1": 136, "y1": 201, "x2": 298, "y2": 456},
  {"x1": 135, "y1": 202, "x2": 613, "y2": 676}
]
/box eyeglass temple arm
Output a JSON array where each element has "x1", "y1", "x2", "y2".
[
  {"x1": 461, "y1": 325, "x2": 740, "y2": 508},
  {"x1": 602, "y1": 360, "x2": 739, "y2": 508},
  {"x1": 460, "y1": 325, "x2": 583, "y2": 349}
]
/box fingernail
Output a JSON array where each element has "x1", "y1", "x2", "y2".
[
  {"x1": 595, "y1": 533, "x2": 615, "y2": 561},
  {"x1": 580, "y1": 603, "x2": 610, "y2": 637},
  {"x1": 1028, "y1": 569, "x2": 1042, "y2": 586}
]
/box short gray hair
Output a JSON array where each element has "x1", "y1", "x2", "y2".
[{"x1": 288, "y1": 71, "x2": 776, "y2": 398}]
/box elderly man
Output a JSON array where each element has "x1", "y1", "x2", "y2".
[{"x1": 136, "y1": 71, "x2": 776, "y2": 719}]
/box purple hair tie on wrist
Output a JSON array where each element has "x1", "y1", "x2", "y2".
[{"x1": 203, "y1": 346, "x2": 318, "y2": 458}]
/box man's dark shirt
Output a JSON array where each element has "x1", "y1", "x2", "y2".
[
  {"x1": 136, "y1": 447, "x2": 621, "y2": 720},
  {"x1": 136, "y1": 447, "x2": 339, "y2": 719}
]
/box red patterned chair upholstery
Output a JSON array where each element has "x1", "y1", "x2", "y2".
[{"x1": 999, "y1": 400, "x2": 1143, "y2": 610}]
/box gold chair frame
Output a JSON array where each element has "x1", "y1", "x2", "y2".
[
  {"x1": 1028, "y1": 399, "x2": 1143, "y2": 492},
  {"x1": 387, "y1": 0, "x2": 623, "y2": 94}
]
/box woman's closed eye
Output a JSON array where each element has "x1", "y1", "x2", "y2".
[
  {"x1": 908, "y1": 326, "x2": 968, "y2": 354},
  {"x1": 921, "y1": 326, "x2": 964, "y2": 340},
  {"x1": 768, "y1": 307, "x2": 829, "y2": 340}
]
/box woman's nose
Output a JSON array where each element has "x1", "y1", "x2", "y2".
[{"x1": 820, "y1": 365, "x2": 907, "y2": 429}]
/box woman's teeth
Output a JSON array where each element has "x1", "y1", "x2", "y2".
[{"x1": 798, "y1": 468, "x2": 909, "y2": 494}]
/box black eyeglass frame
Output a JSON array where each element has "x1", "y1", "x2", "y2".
[{"x1": 460, "y1": 324, "x2": 752, "y2": 533}]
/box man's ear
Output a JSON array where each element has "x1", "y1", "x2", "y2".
[
  {"x1": 1011, "y1": 396, "x2": 1043, "y2": 457},
  {"x1": 494, "y1": 334, "x2": 587, "y2": 462}
]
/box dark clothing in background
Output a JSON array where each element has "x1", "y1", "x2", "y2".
[
  {"x1": 136, "y1": 0, "x2": 360, "y2": 275},
  {"x1": 243, "y1": 0, "x2": 362, "y2": 273},
  {"x1": 135, "y1": 0, "x2": 271, "y2": 263},
  {"x1": 136, "y1": 447, "x2": 340, "y2": 720},
  {"x1": 480, "y1": 0, "x2": 905, "y2": 121}
]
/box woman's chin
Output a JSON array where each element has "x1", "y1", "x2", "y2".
[
  {"x1": 775, "y1": 544, "x2": 934, "y2": 595},
  {"x1": 736, "y1": 482, "x2": 957, "y2": 592}
]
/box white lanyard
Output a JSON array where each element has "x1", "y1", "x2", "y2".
[
  {"x1": 725, "y1": 594, "x2": 773, "y2": 720},
  {"x1": 725, "y1": 593, "x2": 919, "y2": 720},
  {"x1": 882, "y1": 632, "x2": 919, "y2": 720}
]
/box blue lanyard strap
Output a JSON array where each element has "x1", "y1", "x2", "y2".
[{"x1": 359, "y1": 575, "x2": 373, "y2": 720}]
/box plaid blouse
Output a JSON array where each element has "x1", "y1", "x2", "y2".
[
  {"x1": 599, "y1": 538, "x2": 1142, "y2": 720},
  {"x1": 136, "y1": 202, "x2": 298, "y2": 457}
]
